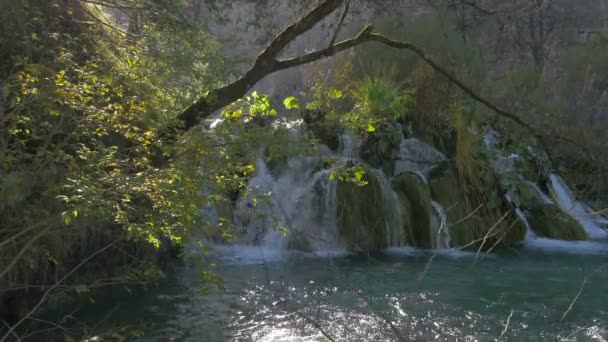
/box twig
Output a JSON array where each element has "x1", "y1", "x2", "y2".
[
  {"x1": 499, "y1": 309, "x2": 514, "y2": 339},
  {"x1": 452, "y1": 203, "x2": 484, "y2": 226},
  {"x1": 560, "y1": 277, "x2": 587, "y2": 323}
]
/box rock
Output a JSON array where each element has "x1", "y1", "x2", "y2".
[
  {"x1": 392, "y1": 172, "x2": 432, "y2": 248},
  {"x1": 515, "y1": 181, "x2": 588, "y2": 240},
  {"x1": 527, "y1": 205, "x2": 588, "y2": 240},
  {"x1": 394, "y1": 138, "x2": 445, "y2": 180}
]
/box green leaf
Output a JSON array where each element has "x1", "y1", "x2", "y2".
[
  {"x1": 329, "y1": 171, "x2": 337, "y2": 181},
  {"x1": 283, "y1": 96, "x2": 300, "y2": 109},
  {"x1": 367, "y1": 123, "x2": 376, "y2": 133},
  {"x1": 329, "y1": 88, "x2": 342, "y2": 99},
  {"x1": 306, "y1": 101, "x2": 319, "y2": 110},
  {"x1": 354, "y1": 169, "x2": 365, "y2": 182}
]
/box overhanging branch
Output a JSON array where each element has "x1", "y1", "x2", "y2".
[{"x1": 175, "y1": 0, "x2": 604, "y2": 172}]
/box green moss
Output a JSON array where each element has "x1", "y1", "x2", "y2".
[
  {"x1": 392, "y1": 172, "x2": 432, "y2": 248},
  {"x1": 429, "y1": 164, "x2": 471, "y2": 246},
  {"x1": 528, "y1": 205, "x2": 588, "y2": 240},
  {"x1": 336, "y1": 168, "x2": 388, "y2": 252}
]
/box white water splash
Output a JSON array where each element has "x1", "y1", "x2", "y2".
[
  {"x1": 239, "y1": 158, "x2": 346, "y2": 251},
  {"x1": 515, "y1": 208, "x2": 537, "y2": 240},
  {"x1": 548, "y1": 174, "x2": 608, "y2": 239}
]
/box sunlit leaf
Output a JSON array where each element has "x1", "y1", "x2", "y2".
[{"x1": 283, "y1": 96, "x2": 300, "y2": 109}]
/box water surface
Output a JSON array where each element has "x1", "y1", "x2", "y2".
[{"x1": 56, "y1": 242, "x2": 608, "y2": 341}]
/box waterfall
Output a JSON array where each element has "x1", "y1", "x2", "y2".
[
  {"x1": 522, "y1": 180, "x2": 554, "y2": 205},
  {"x1": 548, "y1": 174, "x2": 608, "y2": 239},
  {"x1": 430, "y1": 201, "x2": 451, "y2": 249},
  {"x1": 515, "y1": 208, "x2": 537, "y2": 240},
  {"x1": 233, "y1": 156, "x2": 348, "y2": 252},
  {"x1": 338, "y1": 133, "x2": 362, "y2": 159},
  {"x1": 369, "y1": 169, "x2": 407, "y2": 247}
]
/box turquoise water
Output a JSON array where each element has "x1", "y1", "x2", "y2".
[{"x1": 42, "y1": 244, "x2": 608, "y2": 341}]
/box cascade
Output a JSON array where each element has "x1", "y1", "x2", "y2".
[
  {"x1": 548, "y1": 174, "x2": 608, "y2": 239},
  {"x1": 233, "y1": 157, "x2": 345, "y2": 251},
  {"x1": 430, "y1": 201, "x2": 451, "y2": 249},
  {"x1": 522, "y1": 180, "x2": 554, "y2": 205},
  {"x1": 369, "y1": 168, "x2": 407, "y2": 248},
  {"x1": 515, "y1": 208, "x2": 537, "y2": 240}
]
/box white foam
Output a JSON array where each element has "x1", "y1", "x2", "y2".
[
  {"x1": 383, "y1": 247, "x2": 480, "y2": 259},
  {"x1": 522, "y1": 238, "x2": 608, "y2": 255}
]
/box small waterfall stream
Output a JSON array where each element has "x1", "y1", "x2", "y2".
[
  {"x1": 548, "y1": 174, "x2": 608, "y2": 239},
  {"x1": 430, "y1": 201, "x2": 451, "y2": 249}
]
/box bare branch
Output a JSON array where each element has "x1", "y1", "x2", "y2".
[
  {"x1": 329, "y1": 0, "x2": 350, "y2": 47},
  {"x1": 560, "y1": 276, "x2": 587, "y2": 323}
]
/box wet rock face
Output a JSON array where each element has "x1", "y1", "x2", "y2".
[
  {"x1": 336, "y1": 169, "x2": 388, "y2": 252},
  {"x1": 392, "y1": 172, "x2": 432, "y2": 248}
]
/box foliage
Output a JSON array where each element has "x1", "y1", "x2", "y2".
[
  {"x1": 346, "y1": 76, "x2": 414, "y2": 134},
  {"x1": 0, "y1": 0, "x2": 225, "y2": 296}
]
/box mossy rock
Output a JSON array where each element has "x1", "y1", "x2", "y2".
[
  {"x1": 429, "y1": 163, "x2": 526, "y2": 247},
  {"x1": 528, "y1": 205, "x2": 587, "y2": 240},
  {"x1": 392, "y1": 172, "x2": 432, "y2": 248},
  {"x1": 336, "y1": 168, "x2": 388, "y2": 252},
  {"x1": 514, "y1": 181, "x2": 587, "y2": 240}
]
